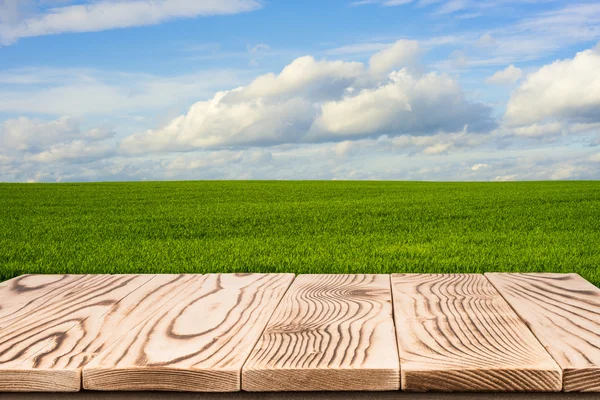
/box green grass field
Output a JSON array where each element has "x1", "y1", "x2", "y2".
[{"x1": 1, "y1": 181, "x2": 599, "y2": 286}]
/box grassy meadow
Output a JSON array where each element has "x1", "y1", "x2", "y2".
[{"x1": 1, "y1": 181, "x2": 599, "y2": 286}]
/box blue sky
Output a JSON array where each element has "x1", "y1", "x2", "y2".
[{"x1": 0, "y1": 0, "x2": 599, "y2": 182}]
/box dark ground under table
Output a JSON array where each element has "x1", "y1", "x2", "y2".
[{"x1": 4, "y1": 392, "x2": 600, "y2": 400}]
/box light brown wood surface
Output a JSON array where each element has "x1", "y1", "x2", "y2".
[
  {"x1": 486, "y1": 273, "x2": 600, "y2": 392},
  {"x1": 0, "y1": 275, "x2": 93, "y2": 330},
  {"x1": 3, "y1": 272, "x2": 598, "y2": 394},
  {"x1": 0, "y1": 274, "x2": 156, "y2": 392},
  {"x1": 242, "y1": 274, "x2": 399, "y2": 392},
  {"x1": 83, "y1": 273, "x2": 294, "y2": 392},
  {"x1": 391, "y1": 274, "x2": 562, "y2": 392}
]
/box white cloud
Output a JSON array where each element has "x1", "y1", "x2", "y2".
[
  {"x1": 368, "y1": 40, "x2": 421, "y2": 76},
  {"x1": 1, "y1": 116, "x2": 113, "y2": 151},
  {"x1": 497, "y1": 121, "x2": 600, "y2": 141},
  {"x1": 486, "y1": 65, "x2": 523, "y2": 85},
  {"x1": 476, "y1": 33, "x2": 495, "y2": 47},
  {"x1": 471, "y1": 163, "x2": 489, "y2": 171},
  {"x1": 514, "y1": 3, "x2": 600, "y2": 36},
  {"x1": 436, "y1": 0, "x2": 468, "y2": 15},
  {"x1": 495, "y1": 3, "x2": 600, "y2": 63},
  {"x1": 248, "y1": 43, "x2": 270, "y2": 53},
  {"x1": 121, "y1": 92, "x2": 317, "y2": 152},
  {"x1": 429, "y1": 3, "x2": 600, "y2": 71},
  {"x1": 334, "y1": 141, "x2": 358, "y2": 157},
  {"x1": 550, "y1": 165, "x2": 578, "y2": 180},
  {"x1": 493, "y1": 174, "x2": 517, "y2": 182},
  {"x1": 323, "y1": 35, "x2": 460, "y2": 58},
  {"x1": 506, "y1": 48, "x2": 600, "y2": 126},
  {"x1": 312, "y1": 69, "x2": 492, "y2": 140},
  {"x1": 422, "y1": 142, "x2": 451, "y2": 155},
  {"x1": 324, "y1": 42, "x2": 390, "y2": 56},
  {"x1": 512, "y1": 122, "x2": 564, "y2": 138},
  {"x1": 0, "y1": 116, "x2": 116, "y2": 167},
  {"x1": 4, "y1": 122, "x2": 600, "y2": 182},
  {"x1": 383, "y1": 0, "x2": 413, "y2": 5},
  {"x1": 351, "y1": 0, "x2": 414, "y2": 6},
  {"x1": 232, "y1": 56, "x2": 364, "y2": 101},
  {"x1": 449, "y1": 50, "x2": 468, "y2": 68},
  {"x1": 29, "y1": 140, "x2": 114, "y2": 163},
  {"x1": 120, "y1": 43, "x2": 494, "y2": 153},
  {"x1": 165, "y1": 148, "x2": 271, "y2": 171},
  {"x1": 10, "y1": 133, "x2": 600, "y2": 182},
  {"x1": 0, "y1": 0, "x2": 262, "y2": 45},
  {"x1": 0, "y1": 67, "x2": 246, "y2": 115}
]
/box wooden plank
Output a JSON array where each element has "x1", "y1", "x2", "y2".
[
  {"x1": 0, "y1": 275, "x2": 94, "y2": 330},
  {"x1": 486, "y1": 273, "x2": 600, "y2": 392},
  {"x1": 83, "y1": 273, "x2": 294, "y2": 392},
  {"x1": 1, "y1": 274, "x2": 198, "y2": 392},
  {"x1": 242, "y1": 274, "x2": 399, "y2": 392},
  {"x1": 0, "y1": 275, "x2": 120, "y2": 332},
  {"x1": 0, "y1": 274, "x2": 156, "y2": 392},
  {"x1": 391, "y1": 274, "x2": 562, "y2": 392}
]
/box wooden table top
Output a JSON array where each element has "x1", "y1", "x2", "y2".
[{"x1": 0, "y1": 273, "x2": 597, "y2": 393}]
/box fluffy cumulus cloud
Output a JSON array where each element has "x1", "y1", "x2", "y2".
[
  {"x1": 121, "y1": 40, "x2": 495, "y2": 153},
  {"x1": 311, "y1": 70, "x2": 493, "y2": 140},
  {"x1": 505, "y1": 48, "x2": 600, "y2": 126},
  {"x1": 0, "y1": 0, "x2": 262, "y2": 45},
  {"x1": 486, "y1": 65, "x2": 523, "y2": 85}
]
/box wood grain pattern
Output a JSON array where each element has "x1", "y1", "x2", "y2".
[
  {"x1": 242, "y1": 274, "x2": 399, "y2": 392},
  {"x1": 486, "y1": 273, "x2": 600, "y2": 392},
  {"x1": 82, "y1": 273, "x2": 294, "y2": 392},
  {"x1": 0, "y1": 274, "x2": 158, "y2": 392},
  {"x1": 391, "y1": 274, "x2": 562, "y2": 392},
  {"x1": 0, "y1": 275, "x2": 93, "y2": 330}
]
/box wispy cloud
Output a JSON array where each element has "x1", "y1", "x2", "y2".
[
  {"x1": 0, "y1": 0, "x2": 263, "y2": 45},
  {"x1": 0, "y1": 67, "x2": 249, "y2": 115},
  {"x1": 323, "y1": 35, "x2": 462, "y2": 56},
  {"x1": 335, "y1": 3, "x2": 600, "y2": 70},
  {"x1": 431, "y1": 3, "x2": 600, "y2": 70},
  {"x1": 350, "y1": 0, "x2": 414, "y2": 7},
  {"x1": 324, "y1": 42, "x2": 392, "y2": 56}
]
